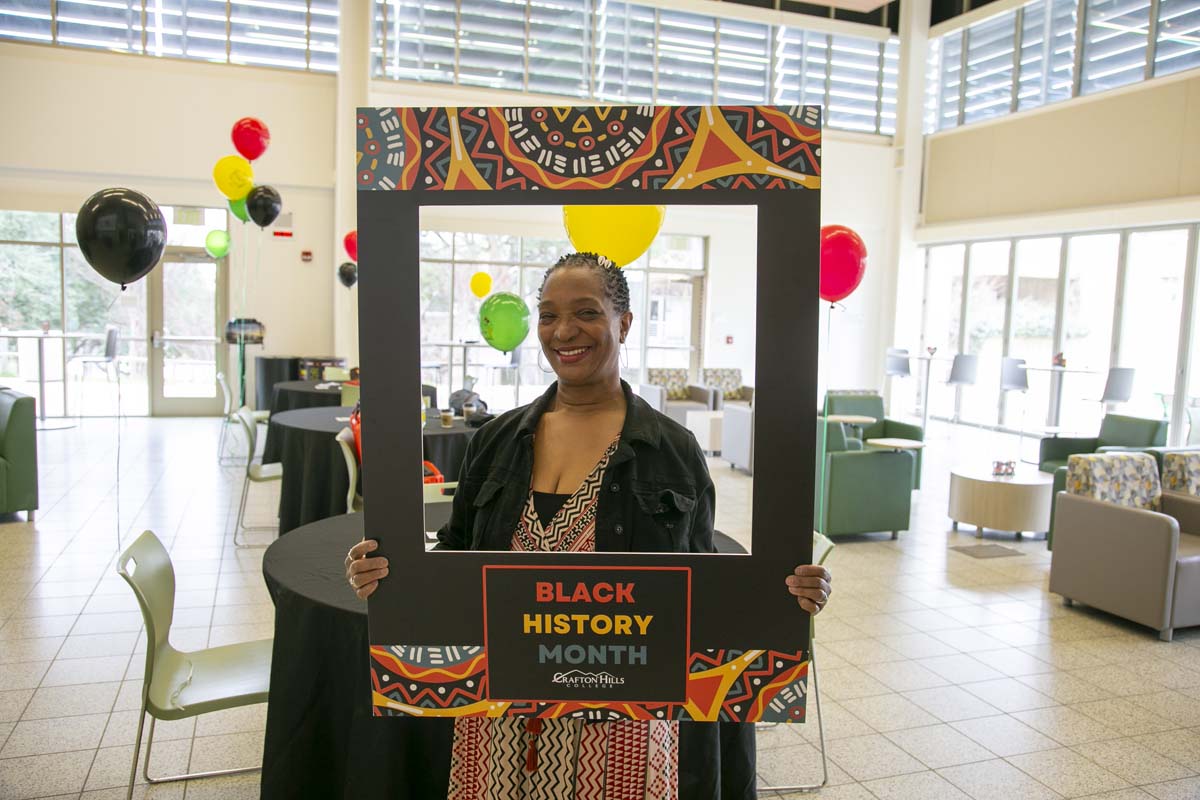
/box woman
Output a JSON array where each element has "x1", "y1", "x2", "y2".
[{"x1": 346, "y1": 252, "x2": 832, "y2": 799}]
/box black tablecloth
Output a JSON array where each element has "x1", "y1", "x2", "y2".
[
  {"x1": 264, "y1": 406, "x2": 355, "y2": 534},
  {"x1": 261, "y1": 515, "x2": 453, "y2": 799},
  {"x1": 261, "y1": 515, "x2": 757, "y2": 799},
  {"x1": 263, "y1": 409, "x2": 475, "y2": 535},
  {"x1": 255, "y1": 356, "x2": 301, "y2": 411},
  {"x1": 269, "y1": 379, "x2": 343, "y2": 417}
]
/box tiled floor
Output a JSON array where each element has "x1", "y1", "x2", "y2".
[{"x1": 2, "y1": 416, "x2": 1199, "y2": 799}]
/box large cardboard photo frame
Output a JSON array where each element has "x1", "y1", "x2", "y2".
[{"x1": 357, "y1": 105, "x2": 822, "y2": 722}]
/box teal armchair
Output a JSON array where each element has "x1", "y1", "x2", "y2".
[
  {"x1": 815, "y1": 419, "x2": 914, "y2": 539},
  {"x1": 822, "y1": 391, "x2": 924, "y2": 488},
  {"x1": 1041, "y1": 414, "x2": 1167, "y2": 548},
  {"x1": 0, "y1": 389, "x2": 38, "y2": 519}
]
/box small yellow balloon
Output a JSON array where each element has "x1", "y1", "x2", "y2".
[
  {"x1": 212, "y1": 155, "x2": 254, "y2": 201},
  {"x1": 562, "y1": 205, "x2": 666, "y2": 267},
  {"x1": 469, "y1": 271, "x2": 492, "y2": 299}
]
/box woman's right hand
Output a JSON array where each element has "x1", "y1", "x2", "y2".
[{"x1": 344, "y1": 539, "x2": 389, "y2": 600}]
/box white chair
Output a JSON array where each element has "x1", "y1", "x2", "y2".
[
  {"x1": 335, "y1": 427, "x2": 363, "y2": 513},
  {"x1": 234, "y1": 406, "x2": 282, "y2": 547},
  {"x1": 117, "y1": 530, "x2": 271, "y2": 799},
  {"x1": 216, "y1": 372, "x2": 268, "y2": 464},
  {"x1": 755, "y1": 531, "x2": 835, "y2": 794}
]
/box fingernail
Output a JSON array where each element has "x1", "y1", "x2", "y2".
[{"x1": 367, "y1": 541, "x2": 377, "y2": 549}]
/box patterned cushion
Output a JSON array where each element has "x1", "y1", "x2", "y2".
[
  {"x1": 1066, "y1": 452, "x2": 1161, "y2": 512},
  {"x1": 703, "y1": 368, "x2": 744, "y2": 401},
  {"x1": 1164, "y1": 452, "x2": 1200, "y2": 496},
  {"x1": 647, "y1": 368, "x2": 689, "y2": 401}
]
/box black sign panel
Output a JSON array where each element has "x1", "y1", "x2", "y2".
[{"x1": 484, "y1": 566, "x2": 690, "y2": 703}]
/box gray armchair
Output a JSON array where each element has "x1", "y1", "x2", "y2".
[
  {"x1": 645, "y1": 368, "x2": 717, "y2": 425},
  {"x1": 724, "y1": 404, "x2": 754, "y2": 473},
  {"x1": 1050, "y1": 452, "x2": 1200, "y2": 641}
]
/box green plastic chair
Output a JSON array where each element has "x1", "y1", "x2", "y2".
[
  {"x1": 758, "y1": 531, "x2": 835, "y2": 795},
  {"x1": 234, "y1": 406, "x2": 282, "y2": 547},
  {"x1": 340, "y1": 382, "x2": 360, "y2": 407},
  {"x1": 216, "y1": 373, "x2": 268, "y2": 465},
  {"x1": 324, "y1": 366, "x2": 351, "y2": 382},
  {"x1": 117, "y1": 531, "x2": 272, "y2": 799}
]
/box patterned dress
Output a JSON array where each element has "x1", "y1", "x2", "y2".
[{"x1": 447, "y1": 437, "x2": 680, "y2": 800}]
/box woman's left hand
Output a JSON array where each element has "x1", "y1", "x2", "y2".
[{"x1": 785, "y1": 565, "x2": 832, "y2": 614}]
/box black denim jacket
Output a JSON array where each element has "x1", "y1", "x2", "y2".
[{"x1": 435, "y1": 379, "x2": 716, "y2": 554}]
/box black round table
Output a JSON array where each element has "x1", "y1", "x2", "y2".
[
  {"x1": 262, "y1": 408, "x2": 476, "y2": 534},
  {"x1": 261, "y1": 515, "x2": 754, "y2": 799},
  {"x1": 261, "y1": 514, "x2": 453, "y2": 799},
  {"x1": 269, "y1": 379, "x2": 343, "y2": 417},
  {"x1": 263, "y1": 406, "x2": 355, "y2": 534}
]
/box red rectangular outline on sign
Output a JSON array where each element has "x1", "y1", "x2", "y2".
[{"x1": 481, "y1": 564, "x2": 693, "y2": 705}]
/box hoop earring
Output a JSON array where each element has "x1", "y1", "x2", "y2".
[
  {"x1": 621, "y1": 342, "x2": 630, "y2": 369},
  {"x1": 537, "y1": 349, "x2": 555, "y2": 374}
]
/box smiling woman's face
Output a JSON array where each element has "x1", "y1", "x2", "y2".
[{"x1": 537, "y1": 266, "x2": 632, "y2": 388}]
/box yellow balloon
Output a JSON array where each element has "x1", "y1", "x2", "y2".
[
  {"x1": 469, "y1": 272, "x2": 493, "y2": 299},
  {"x1": 212, "y1": 155, "x2": 254, "y2": 201},
  {"x1": 562, "y1": 205, "x2": 666, "y2": 267}
]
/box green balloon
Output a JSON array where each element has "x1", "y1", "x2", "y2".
[
  {"x1": 205, "y1": 229, "x2": 231, "y2": 259},
  {"x1": 228, "y1": 197, "x2": 250, "y2": 223},
  {"x1": 479, "y1": 292, "x2": 530, "y2": 353}
]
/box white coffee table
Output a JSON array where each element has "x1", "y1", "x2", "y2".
[
  {"x1": 686, "y1": 410, "x2": 723, "y2": 454},
  {"x1": 948, "y1": 463, "x2": 1053, "y2": 539}
]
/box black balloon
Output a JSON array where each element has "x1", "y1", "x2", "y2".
[
  {"x1": 246, "y1": 185, "x2": 282, "y2": 228},
  {"x1": 75, "y1": 188, "x2": 167, "y2": 287},
  {"x1": 337, "y1": 261, "x2": 358, "y2": 288}
]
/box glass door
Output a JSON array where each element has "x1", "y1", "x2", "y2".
[{"x1": 147, "y1": 247, "x2": 227, "y2": 415}]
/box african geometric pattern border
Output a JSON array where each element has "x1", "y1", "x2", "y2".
[
  {"x1": 356, "y1": 105, "x2": 821, "y2": 192},
  {"x1": 370, "y1": 645, "x2": 809, "y2": 723}
]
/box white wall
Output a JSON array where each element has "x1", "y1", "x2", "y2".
[{"x1": 0, "y1": 42, "x2": 338, "y2": 409}]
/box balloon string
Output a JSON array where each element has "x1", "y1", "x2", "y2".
[
  {"x1": 238, "y1": 220, "x2": 247, "y2": 408},
  {"x1": 115, "y1": 336, "x2": 122, "y2": 555},
  {"x1": 817, "y1": 304, "x2": 833, "y2": 535}
]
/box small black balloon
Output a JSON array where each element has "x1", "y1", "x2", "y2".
[
  {"x1": 337, "y1": 261, "x2": 358, "y2": 288},
  {"x1": 245, "y1": 185, "x2": 282, "y2": 228},
  {"x1": 75, "y1": 188, "x2": 167, "y2": 288}
]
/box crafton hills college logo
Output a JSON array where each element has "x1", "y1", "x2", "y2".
[{"x1": 551, "y1": 669, "x2": 627, "y2": 688}]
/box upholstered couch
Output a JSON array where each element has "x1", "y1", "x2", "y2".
[
  {"x1": 822, "y1": 391, "x2": 924, "y2": 489},
  {"x1": 1040, "y1": 414, "x2": 1168, "y2": 548},
  {"x1": 1050, "y1": 452, "x2": 1200, "y2": 641},
  {"x1": 702, "y1": 368, "x2": 754, "y2": 410},
  {"x1": 643, "y1": 368, "x2": 717, "y2": 425},
  {"x1": 0, "y1": 389, "x2": 38, "y2": 520}
]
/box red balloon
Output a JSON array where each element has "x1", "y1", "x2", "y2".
[
  {"x1": 344, "y1": 230, "x2": 358, "y2": 262},
  {"x1": 819, "y1": 224, "x2": 867, "y2": 303},
  {"x1": 231, "y1": 117, "x2": 270, "y2": 161}
]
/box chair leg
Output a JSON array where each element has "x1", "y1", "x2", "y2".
[
  {"x1": 1160, "y1": 627, "x2": 1174, "y2": 642},
  {"x1": 234, "y1": 477, "x2": 276, "y2": 547},
  {"x1": 137, "y1": 714, "x2": 260, "y2": 789},
  {"x1": 26, "y1": 509, "x2": 34, "y2": 522},
  {"x1": 216, "y1": 418, "x2": 229, "y2": 464},
  {"x1": 891, "y1": 531, "x2": 899, "y2": 540},
  {"x1": 757, "y1": 649, "x2": 828, "y2": 794}
]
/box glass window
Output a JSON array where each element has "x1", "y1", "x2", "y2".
[
  {"x1": 55, "y1": 0, "x2": 142, "y2": 53},
  {"x1": 528, "y1": 0, "x2": 589, "y2": 96},
  {"x1": 922, "y1": 244, "x2": 965, "y2": 419},
  {"x1": 0, "y1": 242, "x2": 65, "y2": 416},
  {"x1": 939, "y1": 30, "x2": 965, "y2": 130},
  {"x1": 716, "y1": 18, "x2": 770, "y2": 104},
  {"x1": 0, "y1": 0, "x2": 52, "y2": 43},
  {"x1": 457, "y1": 0, "x2": 526, "y2": 90},
  {"x1": 924, "y1": 36, "x2": 943, "y2": 134},
  {"x1": 1058, "y1": 233, "x2": 1119, "y2": 431},
  {"x1": 773, "y1": 26, "x2": 806, "y2": 105},
  {"x1": 1006, "y1": 237, "x2": 1061, "y2": 427},
  {"x1": 656, "y1": 9, "x2": 716, "y2": 104},
  {"x1": 964, "y1": 11, "x2": 1017, "y2": 124},
  {"x1": 826, "y1": 35, "x2": 882, "y2": 133},
  {"x1": 0, "y1": 209, "x2": 60, "y2": 243},
  {"x1": 380, "y1": 0, "x2": 456, "y2": 82},
  {"x1": 1017, "y1": 0, "x2": 1078, "y2": 110},
  {"x1": 1155, "y1": 0, "x2": 1200, "y2": 76},
  {"x1": 961, "y1": 240, "x2": 1011, "y2": 426},
  {"x1": 880, "y1": 37, "x2": 899, "y2": 135},
  {"x1": 1120, "y1": 229, "x2": 1190, "y2": 419},
  {"x1": 801, "y1": 31, "x2": 831, "y2": 111},
  {"x1": 309, "y1": 0, "x2": 340, "y2": 72},
  {"x1": 1081, "y1": 0, "x2": 1151, "y2": 94},
  {"x1": 595, "y1": 2, "x2": 655, "y2": 103}
]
